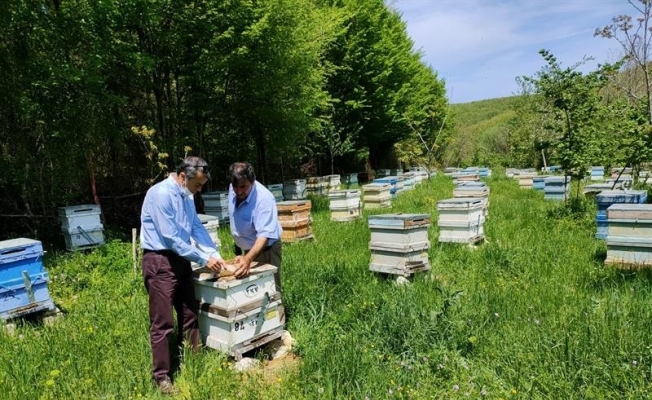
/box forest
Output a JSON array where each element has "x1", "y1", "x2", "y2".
[{"x1": 0, "y1": 0, "x2": 448, "y2": 240}]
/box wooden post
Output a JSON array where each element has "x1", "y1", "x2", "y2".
[{"x1": 132, "y1": 228, "x2": 137, "y2": 274}]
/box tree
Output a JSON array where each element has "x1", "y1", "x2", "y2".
[{"x1": 524, "y1": 50, "x2": 613, "y2": 198}]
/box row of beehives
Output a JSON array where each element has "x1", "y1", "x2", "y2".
[
  {"x1": 367, "y1": 199, "x2": 489, "y2": 277},
  {"x1": 509, "y1": 172, "x2": 572, "y2": 201},
  {"x1": 198, "y1": 199, "x2": 315, "y2": 245},
  {"x1": 265, "y1": 170, "x2": 431, "y2": 204},
  {"x1": 443, "y1": 166, "x2": 492, "y2": 178}
]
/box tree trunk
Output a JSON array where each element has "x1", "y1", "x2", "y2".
[{"x1": 254, "y1": 127, "x2": 267, "y2": 184}]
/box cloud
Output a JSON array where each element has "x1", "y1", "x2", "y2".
[{"x1": 391, "y1": 0, "x2": 635, "y2": 102}]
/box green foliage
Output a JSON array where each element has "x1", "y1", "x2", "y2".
[{"x1": 0, "y1": 0, "x2": 448, "y2": 239}]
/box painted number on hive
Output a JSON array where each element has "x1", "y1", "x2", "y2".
[
  {"x1": 235, "y1": 319, "x2": 258, "y2": 332},
  {"x1": 244, "y1": 284, "x2": 259, "y2": 298}
]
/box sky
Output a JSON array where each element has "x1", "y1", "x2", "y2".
[{"x1": 390, "y1": 0, "x2": 639, "y2": 104}]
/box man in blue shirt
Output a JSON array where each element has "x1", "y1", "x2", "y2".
[
  {"x1": 140, "y1": 156, "x2": 225, "y2": 396},
  {"x1": 228, "y1": 162, "x2": 283, "y2": 290}
]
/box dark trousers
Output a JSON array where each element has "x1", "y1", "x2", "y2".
[
  {"x1": 234, "y1": 240, "x2": 283, "y2": 292},
  {"x1": 142, "y1": 250, "x2": 199, "y2": 383}
]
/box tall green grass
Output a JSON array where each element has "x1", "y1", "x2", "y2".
[{"x1": 2, "y1": 175, "x2": 652, "y2": 399}]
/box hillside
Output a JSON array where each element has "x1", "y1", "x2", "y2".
[{"x1": 444, "y1": 97, "x2": 516, "y2": 167}]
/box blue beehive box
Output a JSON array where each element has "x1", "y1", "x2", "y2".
[
  {"x1": 595, "y1": 190, "x2": 647, "y2": 239},
  {"x1": 532, "y1": 176, "x2": 548, "y2": 191},
  {"x1": 373, "y1": 176, "x2": 398, "y2": 197},
  {"x1": 0, "y1": 238, "x2": 55, "y2": 320},
  {"x1": 478, "y1": 167, "x2": 492, "y2": 178}
]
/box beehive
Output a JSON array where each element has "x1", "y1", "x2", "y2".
[
  {"x1": 0, "y1": 238, "x2": 56, "y2": 320},
  {"x1": 266, "y1": 184, "x2": 284, "y2": 202},
  {"x1": 276, "y1": 200, "x2": 313, "y2": 242},
  {"x1": 325, "y1": 175, "x2": 341, "y2": 194},
  {"x1": 373, "y1": 176, "x2": 398, "y2": 198},
  {"x1": 306, "y1": 177, "x2": 326, "y2": 196},
  {"x1": 437, "y1": 198, "x2": 485, "y2": 244},
  {"x1": 368, "y1": 214, "x2": 431, "y2": 276},
  {"x1": 196, "y1": 213, "x2": 220, "y2": 246},
  {"x1": 401, "y1": 172, "x2": 415, "y2": 191},
  {"x1": 343, "y1": 173, "x2": 359, "y2": 187},
  {"x1": 544, "y1": 176, "x2": 571, "y2": 201},
  {"x1": 604, "y1": 204, "x2": 652, "y2": 268},
  {"x1": 204, "y1": 191, "x2": 230, "y2": 224},
  {"x1": 590, "y1": 166, "x2": 605, "y2": 181},
  {"x1": 194, "y1": 263, "x2": 284, "y2": 359},
  {"x1": 453, "y1": 184, "x2": 489, "y2": 218},
  {"x1": 59, "y1": 205, "x2": 104, "y2": 251},
  {"x1": 362, "y1": 183, "x2": 392, "y2": 209},
  {"x1": 328, "y1": 190, "x2": 361, "y2": 222},
  {"x1": 282, "y1": 179, "x2": 307, "y2": 201},
  {"x1": 595, "y1": 190, "x2": 647, "y2": 239}
]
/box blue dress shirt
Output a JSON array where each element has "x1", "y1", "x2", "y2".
[
  {"x1": 140, "y1": 175, "x2": 219, "y2": 265},
  {"x1": 229, "y1": 181, "x2": 282, "y2": 250}
]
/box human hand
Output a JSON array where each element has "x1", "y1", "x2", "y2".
[
  {"x1": 205, "y1": 257, "x2": 223, "y2": 273},
  {"x1": 234, "y1": 255, "x2": 252, "y2": 278}
]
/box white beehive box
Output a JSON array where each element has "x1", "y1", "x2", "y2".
[
  {"x1": 306, "y1": 177, "x2": 326, "y2": 196},
  {"x1": 438, "y1": 218, "x2": 485, "y2": 243},
  {"x1": 362, "y1": 183, "x2": 392, "y2": 209},
  {"x1": 368, "y1": 214, "x2": 431, "y2": 276},
  {"x1": 266, "y1": 184, "x2": 284, "y2": 202},
  {"x1": 58, "y1": 204, "x2": 102, "y2": 231},
  {"x1": 437, "y1": 198, "x2": 485, "y2": 223},
  {"x1": 369, "y1": 243, "x2": 430, "y2": 276},
  {"x1": 368, "y1": 213, "x2": 430, "y2": 248},
  {"x1": 199, "y1": 299, "x2": 285, "y2": 357},
  {"x1": 196, "y1": 213, "x2": 220, "y2": 246},
  {"x1": 204, "y1": 191, "x2": 229, "y2": 208},
  {"x1": 605, "y1": 238, "x2": 652, "y2": 267},
  {"x1": 326, "y1": 175, "x2": 341, "y2": 193},
  {"x1": 282, "y1": 179, "x2": 307, "y2": 200},
  {"x1": 329, "y1": 190, "x2": 361, "y2": 222},
  {"x1": 63, "y1": 228, "x2": 105, "y2": 251},
  {"x1": 329, "y1": 190, "x2": 361, "y2": 209},
  {"x1": 437, "y1": 198, "x2": 485, "y2": 244},
  {"x1": 193, "y1": 264, "x2": 278, "y2": 313}
]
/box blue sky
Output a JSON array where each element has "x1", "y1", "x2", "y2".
[{"x1": 390, "y1": 0, "x2": 638, "y2": 103}]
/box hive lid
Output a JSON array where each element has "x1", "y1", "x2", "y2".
[
  {"x1": 193, "y1": 262, "x2": 277, "y2": 288},
  {"x1": 197, "y1": 214, "x2": 219, "y2": 224},
  {"x1": 606, "y1": 237, "x2": 652, "y2": 248},
  {"x1": 368, "y1": 213, "x2": 430, "y2": 224},
  {"x1": 277, "y1": 200, "x2": 311, "y2": 209},
  {"x1": 0, "y1": 238, "x2": 43, "y2": 263},
  {"x1": 437, "y1": 198, "x2": 486, "y2": 208},
  {"x1": 597, "y1": 190, "x2": 646, "y2": 202},
  {"x1": 373, "y1": 176, "x2": 398, "y2": 184},
  {"x1": 58, "y1": 204, "x2": 101, "y2": 217},
  {"x1": 328, "y1": 189, "x2": 361, "y2": 198},
  {"x1": 607, "y1": 204, "x2": 652, "y2": 212}
]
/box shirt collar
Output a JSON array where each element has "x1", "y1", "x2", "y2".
[{"x1": 167, "y1": 173, "x2": 184, "y2": 195}]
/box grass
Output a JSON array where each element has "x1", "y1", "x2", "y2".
[{"x1": 2, "y1": 174, "x2": 652, "y2": 399}]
